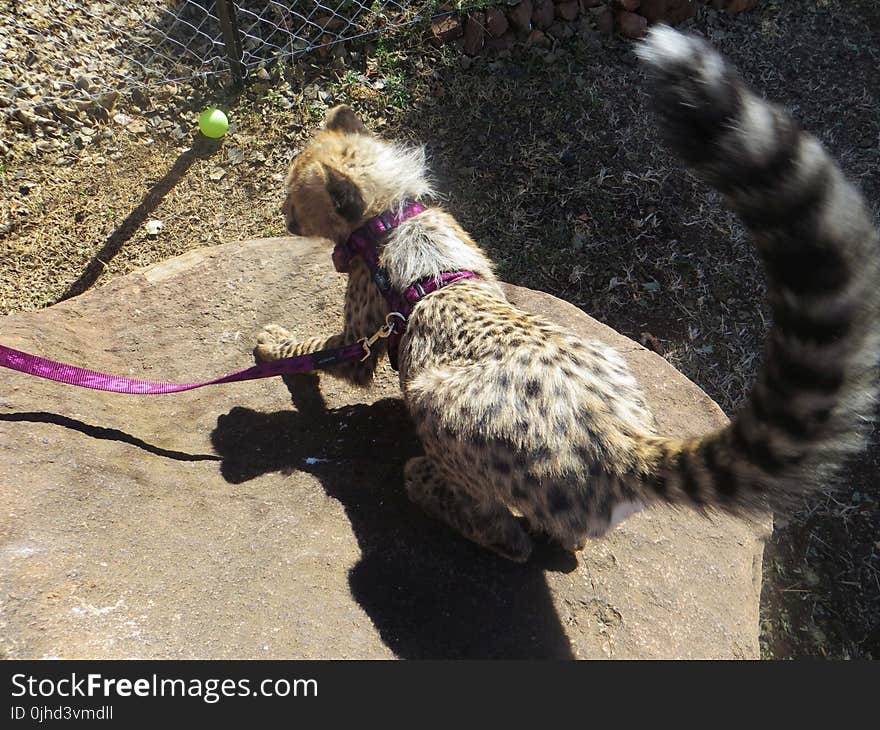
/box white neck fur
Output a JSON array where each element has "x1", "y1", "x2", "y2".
[
  {"x1": 379, "y1": 208, "x2": 497, "y2": 292},
  {"x1": 362, "y1": 139, "x2": 497, "y2": 292}
]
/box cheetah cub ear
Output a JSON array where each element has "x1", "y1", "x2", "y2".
[
  {"x1": 325, "y1": 166, "x2": 366, "y2": 222},
  {"x1": 325, "y1": 105, "x2": 367, "y2": 135}
]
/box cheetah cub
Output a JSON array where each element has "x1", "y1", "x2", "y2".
[{"x1": 256, "y1": 28, "x2": 880, "y2": 562}]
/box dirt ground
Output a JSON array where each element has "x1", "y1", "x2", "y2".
[{"x1": 1, "y1": 0, "x2": 878, "y2": 658}]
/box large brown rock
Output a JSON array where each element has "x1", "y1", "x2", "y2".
[
  {"x1": 0, "y1": 237, "x2": 769, "y2": 659},
  {"x1": 430, "y1": 15, "x2": 463, "y2": 45},
  {"x1": 463, "y1": 12, "x2": 486, "y2": 56},
  {"x1": 532, "y1": 0, "x2": 557, "y2": 29},
  {"x1": 639, "y1": 0, "x2": 697, "y2": 24},
  {"x1": 555, "y1": 0, "x2": 581, "y2": 21},
  {"x1": 617, "y1": 9, "x2": 649, "y2": 38},
  {"x1": 485, "y1": 6, "x2": 509, "y2": 37},
  {"x1": 508, "y1": 0, "x2": 534, "y2": 32}
]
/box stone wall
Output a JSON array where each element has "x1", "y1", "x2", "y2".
[{"x1": 431, "y1": 0, "x2": 761, "y2": 53}]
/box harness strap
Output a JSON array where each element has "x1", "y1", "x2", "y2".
[
  {"x1": 334, "y1": 200, "x2": 481, "y2": 369},
  {"x1": 332, "y1": 201, "x2": 427, "y2": 276},
  {"x1": 402, "y1": 270, "x2": 478, "y2": 307}
]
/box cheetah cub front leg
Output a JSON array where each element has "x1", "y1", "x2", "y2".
[
  {"x1": 254, "y1": 258, "x2": 388, "y2": 386},
  {"x1": 254, "y1": 324, "x2": 380, "y2": 387},
  {"x1": 254, "y1": 324, "x2": 336, "y2": 363},
  {"x1": 404, "y1": 456, "x2": 533, "y2": 562}
]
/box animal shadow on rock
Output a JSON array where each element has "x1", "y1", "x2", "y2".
[{"x1": 210, "y1": 373, "x2": 576, "y2": 659}]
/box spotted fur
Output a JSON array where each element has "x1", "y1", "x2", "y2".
[{"x1": 256, "y1": 32, "x2": 879, "y2": 561}]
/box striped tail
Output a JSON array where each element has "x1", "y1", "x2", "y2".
[{"x1": 631, "y1": 27, "x2": 880, "y2": 514}]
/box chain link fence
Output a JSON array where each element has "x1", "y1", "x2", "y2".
[{"x1": 0, "y1": 1, "x2": 443, "y2": 118}]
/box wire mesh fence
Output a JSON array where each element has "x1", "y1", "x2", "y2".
[
  {"x1": 234, "y1": 1, "x2": 436, "y2": 70},
  {"x1": 0, "y1": 1, "x2": 441, "y2": 119}
]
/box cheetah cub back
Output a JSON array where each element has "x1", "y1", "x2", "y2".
[{"x1": 262, "y1": 28, "x2": 879, "y2": 562}]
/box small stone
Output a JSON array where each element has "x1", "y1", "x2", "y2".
[
  {"x1": 619, "y1": 0, "x2": 641, "y2": 10},
  {"x1": 96, "y1": 92, "x2": 119, "y2": 111},
  {"x1": 526, "y1": 28, "x2": 552, "y2": 48},
  {"x1": 227, "y1": 147, "x2": 245, "y2": 165},
  {"x1": 485, "y1": 6, "x2": 509, "y2": 37},
  {"x1": 145, "y1": 220, "x2": 164, "y2": 236},
  {"x1": 431, "y1": 15, "x2": 463, "y2": 45},
  {"x1": 463, "y1": 12, "x2": 486, "y2": 56},
  {"x1": 532, "y1": 0, "x2": 556, "y2": 29},
  {"x1": 617, "y1": 10, "x2": 647, "y2": 38},
  {"x1": 12, "y1": 108, "x2": 38, "y2": 128},
  {"x1": 549, "y1": 21, "x2": 575, "y2": 40},
  {"x1": 209, "y1": 168, "x2": 226, "y2": 182},
  {"x1": 578, "y1": 21, "x2": 602, "y2": 48},
  {"x1": 486, "y1": 31, "x2": 516, "y2": 52},
  {"x1": 316, "y1": 14, "x2": 346, "y2": 31},
  {"x1": 74, "y1": 75, "x2": 91, "y2": 92},
  {"x1": 131, "y1": 88, "x2": 150, "y2": 110},
  {"x1": 316, "y1": 35, "x2": 334, "y2": 58},
  {"x1": 555, "y1": 0, "x2": 580, "y2": 22},
  {"x1": 256, "y1": 67, "x2": 271, "y2": 81},
  {"x1": 508, "y1": 0, "x2": 533, "y2": 31}
]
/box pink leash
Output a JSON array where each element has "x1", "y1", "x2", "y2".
[{"x1": 0, "y1": 342, "x2": 366, "y2": 395}]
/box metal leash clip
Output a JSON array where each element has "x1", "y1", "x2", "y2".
[{"x1": 358, "y1": 312, "x2": 407, "y2": 361}]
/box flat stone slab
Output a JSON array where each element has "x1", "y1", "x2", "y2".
[{"x1": 0, "y1": 237, "x2": 770, "y2": 659}]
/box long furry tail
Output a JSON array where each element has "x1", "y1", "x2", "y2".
[{"x1": 631, "y1": 27, "x2": 880, "y2": 515}]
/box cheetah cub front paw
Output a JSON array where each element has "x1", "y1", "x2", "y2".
[{"x1": 254, "y1": 324, "x2": 295, "y2": 363}]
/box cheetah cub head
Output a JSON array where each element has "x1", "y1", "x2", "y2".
[{"x1": 280, "y1": 105, "x2": 434, "y2": 244}]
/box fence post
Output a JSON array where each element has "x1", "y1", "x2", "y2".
[{"x1": 215, "y1": 0, "x2": 245, "y2": 88}]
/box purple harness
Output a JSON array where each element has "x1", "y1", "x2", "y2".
[
  {"x1": 0, "y1": 201, "x2": 478, "y2": 394},
  {"x1": 332, "y1": 200, "x2": 478, "y2": 367}
]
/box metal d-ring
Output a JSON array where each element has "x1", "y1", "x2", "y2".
[
  {"x1": 385, "y1": 311, "x2": 407, "y2": 334},
  {"x1": 358, "y1": 312, "x2": 408, "y2": 362}
]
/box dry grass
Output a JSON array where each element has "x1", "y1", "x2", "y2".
[{"x1": 1, "y1": 0, "x2": 878, "y2": 657}]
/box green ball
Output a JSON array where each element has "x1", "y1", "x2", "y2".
[{"x1": 198, "y1": 108, "x2": 228, "y2": 139}]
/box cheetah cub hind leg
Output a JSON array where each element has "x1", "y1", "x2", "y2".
[{"x1": 404, "y1": 456, "x2": 533, "y2": 563}]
